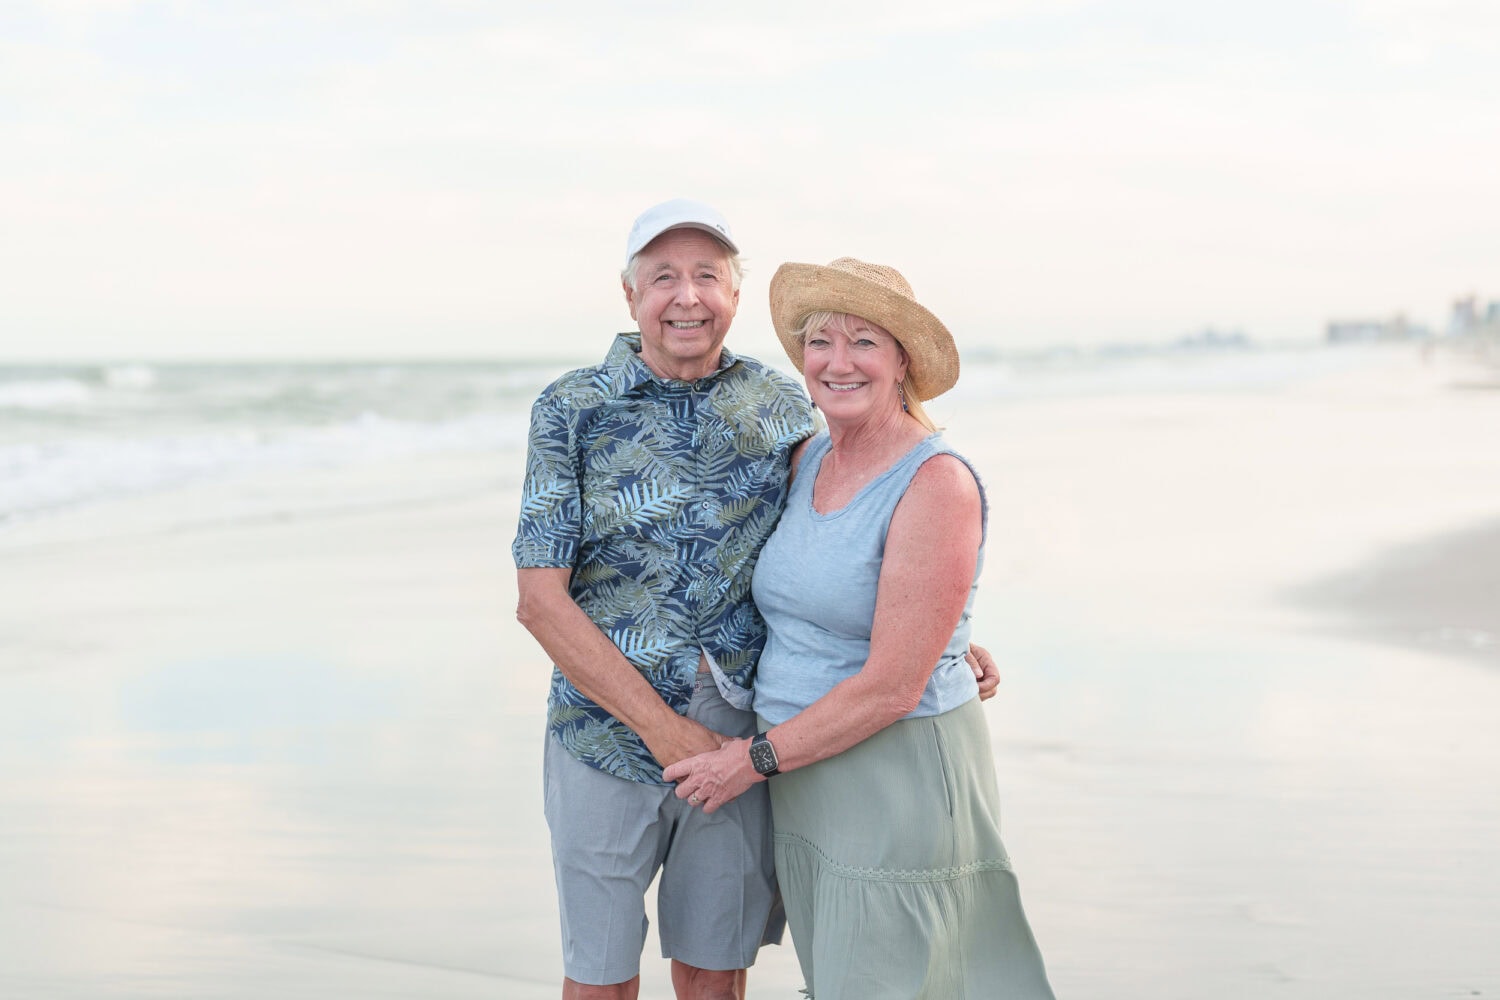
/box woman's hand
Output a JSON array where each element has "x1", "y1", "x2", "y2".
[{"x1": 662, "y1": 738, "x2": 760, "y2": 813}]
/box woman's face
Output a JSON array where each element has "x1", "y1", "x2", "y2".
[{"x1": 801, "y1": 315, "x2": 908, "y2": 423}]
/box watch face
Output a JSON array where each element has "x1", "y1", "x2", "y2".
[{"x1": 750, "y1": 738, "x2": 778, "y2": 775}]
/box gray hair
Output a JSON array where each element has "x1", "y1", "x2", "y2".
[{"x1": 621, "y1": 248, "x2": 744, "y2": 293}]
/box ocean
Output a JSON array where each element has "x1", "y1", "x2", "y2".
[
  {"x1": 0, "y1": 359, "x2": 547, "y2": 537},
  {"x1": 0, "y1": 342, "x2": 1376, "y2": 541}
]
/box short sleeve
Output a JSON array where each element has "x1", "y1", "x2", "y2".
[{"x1": 512, "y1": 392, "x2": 584, "y2": 569}]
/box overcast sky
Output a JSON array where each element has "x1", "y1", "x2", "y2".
[{"x1": 2, "y1": 0, "x2": 1497, "y2": 362}]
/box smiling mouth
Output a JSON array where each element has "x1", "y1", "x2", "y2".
[
  {"x1": 825, "y1": 382, "x2": 865, "y2": 391},
  {"x1": 668, "y1": 320, "x2": 706, "y2": 330}
]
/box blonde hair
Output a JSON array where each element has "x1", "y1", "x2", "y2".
[{"x1": 793, "y1": 310, "x2": 937, "y2": 432}]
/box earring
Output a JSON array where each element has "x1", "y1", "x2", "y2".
[{"x1": 897, "y1": 381, "x2": 909, "y2": 412}]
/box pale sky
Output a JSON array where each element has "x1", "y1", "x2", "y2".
[{"x1": 2, "y1": 0, "x2": 1497, "y2": 362}]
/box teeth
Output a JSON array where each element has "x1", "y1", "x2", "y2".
[
  {"x1": 668, "y1": 321, "x2": 705, "y2": 329},
  {"x1": 827, "y1": 382, "x2": 863, "y2": 391}
]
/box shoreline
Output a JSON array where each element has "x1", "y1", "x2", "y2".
[{"x1": 1284, "y1": 516, "x2": 1500, "y2": 664}]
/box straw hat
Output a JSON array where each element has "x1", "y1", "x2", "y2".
[{"x1": 769, "y1": 257, "x2": 959, "y2": 401}]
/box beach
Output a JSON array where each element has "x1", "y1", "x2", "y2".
[{"x1": 2, "y1": 345, "x2": 1498, "y2": 998}]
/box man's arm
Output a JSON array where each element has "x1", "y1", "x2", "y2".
[{"x1": 516, "y1": 567, "x2": 725, "y2": 767}]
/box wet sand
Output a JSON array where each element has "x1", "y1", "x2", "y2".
[
  {"x1": 2, "y1": 348, "x2": 1498, "y2": 998},
  {"x1": 1286, "y1": 516, "x2": 1500, "y2": 662}
]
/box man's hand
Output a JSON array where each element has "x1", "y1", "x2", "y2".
[
  {"x1": 967, "y1": 642, "x2": 1000, "y2": 701},
  {"x1": 642, "y1": 713, "x2": 727, "y2": 769}
]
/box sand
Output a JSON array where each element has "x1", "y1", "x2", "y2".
[
  {"x1": 2, "y1": 347, "x2": 1498, "y2": 998},
  {"x1": 1287, "y1": 516, "x2": 1500, "y2": 660}
]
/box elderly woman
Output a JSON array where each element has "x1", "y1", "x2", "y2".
[{"x1": 665, "y1": 258, "x2": 1053, "y2": 999}]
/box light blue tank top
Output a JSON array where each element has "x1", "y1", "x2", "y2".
[{"x1": 751, "y1": 431, "x2": 988, "y2": 727}]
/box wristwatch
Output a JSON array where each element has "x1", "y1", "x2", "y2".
[{"x1": 748, "y1": 732, "x2": 781, "y2": 777}]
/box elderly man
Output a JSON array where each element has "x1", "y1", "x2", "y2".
[{"x1": 513, "y1": 199, "x2": 814, "y2": 1000}]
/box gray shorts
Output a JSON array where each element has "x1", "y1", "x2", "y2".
[{"x1": 542, "y1": 675, "x2": 782, "y2": 986}]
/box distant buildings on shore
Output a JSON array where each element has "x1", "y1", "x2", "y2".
[
  {"x1": 1174, "y1": 326, "x2": 1251, "y2": 350},
  {"x1": 1445, "y1": 294, "x2": 1500, "y2": 336},
  {"x1": 1326, "y1": 314, "x2": 1429, "y2": 343},
  {"x1": 1326, "y1": 294, "x2": 1500, "y2": 344}
]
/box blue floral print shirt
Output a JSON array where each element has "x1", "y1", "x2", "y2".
[{"x1": 513, "y1": 332, "x2": 816, "y2": 784}]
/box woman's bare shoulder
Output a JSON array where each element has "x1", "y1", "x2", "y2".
[{"x1": 906, "y1": 451, "x2": 981, "y2": 510}]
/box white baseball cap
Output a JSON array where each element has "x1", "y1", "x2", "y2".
[{"x1": 624, "y1": 198, "x2": 739, "y2": 267}]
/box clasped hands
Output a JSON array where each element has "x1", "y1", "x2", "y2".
[{"x1": 663, "y1": 644, "x2": 997, "y2": 812}]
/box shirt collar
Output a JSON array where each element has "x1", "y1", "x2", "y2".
[{"x1": 603, "y1": 332, "x2": 740, "y2": 398}]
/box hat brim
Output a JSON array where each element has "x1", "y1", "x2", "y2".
[
  {"x1": 769, "y1": 263, "x2": 959, "y2": 401},
  {"x1": 638, "y1": 221, "x2": 739, "y2": 257}
]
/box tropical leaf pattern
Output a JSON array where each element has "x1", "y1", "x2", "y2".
[{"x1": 514, "y1": 333, "x2": 815, "y2": 783}]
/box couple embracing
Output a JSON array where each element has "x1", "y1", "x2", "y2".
[{"x1": 514, "y1": 199, "x2": 1053, "y2": 1000}]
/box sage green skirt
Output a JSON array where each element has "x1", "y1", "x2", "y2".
[{"x1": 766, "y1": 698, "x2": 1054, "y2": 1000}]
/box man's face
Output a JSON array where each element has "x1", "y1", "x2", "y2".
[{"x1": 623, "y1": 229, "x2": 739, "y2": 380}]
